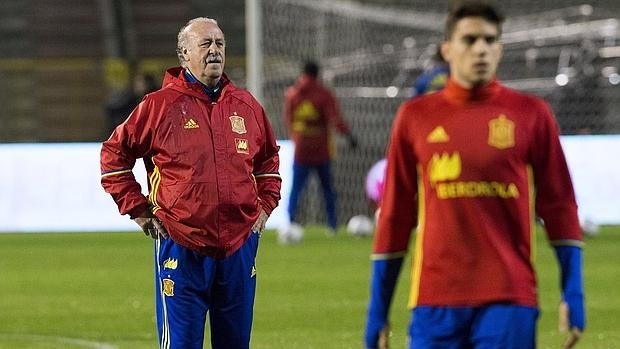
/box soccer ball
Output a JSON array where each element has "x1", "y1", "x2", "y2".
[
  {"x1": 277, "y1": 223, "x2": 304, "y2": 245},
  {"x1": 346, "y1": 214, "x2": 375, "y2": 238},
  {"x1": 581, "y1": 218, "x2": 600, "y2": 237}
]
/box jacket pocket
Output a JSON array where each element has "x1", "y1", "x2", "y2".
[{"x1": 163, "y1": 182, "x2": 219, "y2": 221}]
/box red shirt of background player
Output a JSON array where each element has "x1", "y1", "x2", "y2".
[{"x1": 284, "y1": 74, "x2": 350, "y2": 165}]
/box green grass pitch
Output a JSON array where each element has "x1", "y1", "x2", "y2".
[{"x1": 0, "y1": 226, "x2": 618, "y2": 348}]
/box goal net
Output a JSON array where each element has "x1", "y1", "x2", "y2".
[{"x1": 258, "y1": 0, "x2": 620, "y2": 227}]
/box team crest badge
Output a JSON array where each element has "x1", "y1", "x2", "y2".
[
  {"x1": 162, "y1": 278, "x2": 174, "y2": 297},
  {"x1": 229, "y1": 113, "x2": 247, "y2": 134},
  {"x1": 235, "y1": 138, "x2": 249, "y2": 154},
  {"x1": 488, "y1": 114, "x2": 515, "y2": 149}
]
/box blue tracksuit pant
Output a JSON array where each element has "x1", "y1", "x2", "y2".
[
  {"x1": 287, "y1": 160, "x2": 337, "y2": 229},
  {"x1": 155, "y1": 232, "x2": 260, "y2": 349}
]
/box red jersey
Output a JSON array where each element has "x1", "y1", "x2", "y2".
[
  {"x1": 101, "y1": 67, "x2": 281, "y2": 258},
  {"x1": 373, "y1": 79, "x2": 582, "y2": 308},
  {"x1": 284, "y1": 74, "x2": 350, "y2": 165}
]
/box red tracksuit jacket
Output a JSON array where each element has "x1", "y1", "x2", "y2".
[
  {"x1": 284, "y1": 74, "x2": 350, "y2": 165},
  {"x1": 373, "y1": 79, "x2": 582, "y2": 307},
  {"x1": 101, "y1": 67, "x2": 281, "y2": 258}
]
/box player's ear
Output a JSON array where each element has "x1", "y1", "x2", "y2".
[
  {"x1": 440, "y1": 42, "x2": 451, "y2": 63},
  {"x1": 181, "y1": 47, "x2": 190, "y2": 62},
  {"x1": 497, "y1": 40, "x2": 504, "y2": 60}
]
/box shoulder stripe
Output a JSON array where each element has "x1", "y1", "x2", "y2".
[
  {"x1": 101, "y1": 169, "x2": 132, "y2": 178},
  {"x1": 370, "y1": 251, "x2": 407, "y2": 260},
  {"x1": 550, "y1": 239, "x2": 584, "y2": 248}
]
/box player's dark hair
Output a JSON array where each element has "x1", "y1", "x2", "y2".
[
  {"x1": 445, "y1": 0, "x2": 505, "y2": 39},
  {"x1": 303, "y1": 61, "x2": 319, "y2": 77}
]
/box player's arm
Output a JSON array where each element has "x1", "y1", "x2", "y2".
[
  {"x1": 554, "y1": 244, "x2": 584, "y2": 348},
  {"x1": 100, "y1": 99, "x2": 155, "y2": 222},
  {"x1": 253, "y1": 104, "x2": 282, "y2": 226},
  {"x1": 283, "y1": 89, "x2": 295, "y2": 138},
  {"x1": 529, "y1": 99, "x2": 585, "y2": 347},
  {"x1": 366, "y1": 256, "x2": 403, "y2": 349},
  {"x1": 365, "y1": 103, "x2": 418, "y2": 349},
  {"x1": 324, "y1": 93, "x2": 357, "y2": 148}
]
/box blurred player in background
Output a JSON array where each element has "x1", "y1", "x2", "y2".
[
  {"x1": 411, "y1": 44, "x2": 450, "y2": 98},
  {"x1": 284, "y1": 60, "x2": 357, "y2": 235},
  {"x1": 101, "y1": 17, "x2": 281, "y2": 349},
  {"x1": 365, "y1": 1, "x2": 585, "y2": 348},
  {"x1": 104, "y1": 73, "x2": 158, "y2": 135}
]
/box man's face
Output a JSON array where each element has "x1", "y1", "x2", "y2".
[
  {"x1": 441, "y1": 17, "x2": 502, "y2": 88},
  {"x1": 182, "y1": 21, "x2": 226, "y2": 87}
]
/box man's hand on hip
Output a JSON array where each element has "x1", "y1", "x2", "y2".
[
  {"x1": 134, "y1": 209, "x2": 169, "y2": 239},
  {"x1": 252, "y1": 209, "x2": 269, "y2": 234}
]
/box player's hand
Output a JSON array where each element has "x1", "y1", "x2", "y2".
[
  {"x1": 347, "y1": 133, "x2": 358, "y2": 149},
  {"x1": 378, "y1": 324, "x2": 390, "y2": 349},
  {"x1": 365, "y1": 258, "x2": 402, "y2": 349},
  {"x1": 559, "y1": 301, "x2": 582, "y2": 348},
  {"x1": 365, "y1": 320, "x2": 390, "y2": 349},
  {"x1": 134, "y1": 209, "x2": 168, "y2": 239},
  {"x1": 252, "y1": 209, "x2": 268, "y2": 235}
]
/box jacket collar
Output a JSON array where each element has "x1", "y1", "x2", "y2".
[
  {"x1": 443, "y1": 78, "x2": 501, "y2": 105},
  {"x1": 162, "y1": 67, "x2": 232, "y2": 102}
]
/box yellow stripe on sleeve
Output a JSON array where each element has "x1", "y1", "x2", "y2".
[
  {"x1": 408, "y1": 164, "x2": 425, "y2": 308},
  {"x1": 148, "y1": 162, "x2": 162, "y2": 214},
  {"x1": 527, "y1": 165, "x2": 536, "y2": 264}
]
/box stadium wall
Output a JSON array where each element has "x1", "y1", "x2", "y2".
[{"x1": 0, "y1": 136, "x2": 618, "y2": 233}]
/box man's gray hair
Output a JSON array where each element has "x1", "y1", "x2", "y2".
[{"x1": 176, "y1": 17, "x2": 220, "y2": 66}]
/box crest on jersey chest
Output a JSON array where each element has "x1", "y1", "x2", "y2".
[
  {"x1": 488, "y1": 114, "x2": 515, "y2": 149},
  {"x1": 229, "y1": 112, "x2": 247, "y2": 134}
]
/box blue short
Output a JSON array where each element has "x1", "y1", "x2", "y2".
[
  {"x1": 409, "y1": 304, "x2": 539, "y2": 349},
  {"x1": 154, "y1": 232, "x2": 260, "y2": 349}
]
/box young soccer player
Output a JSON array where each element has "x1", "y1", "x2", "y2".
[
  {"x1": 284, "y1": 61, "x2": 357, "y2": 235},
  {"x1": 364, "y1": 1, "x2": 585, "y2": 348}
]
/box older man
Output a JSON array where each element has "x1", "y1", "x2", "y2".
[{"x1": 101, "y1": 17, "x2": 281, "y2": 349}]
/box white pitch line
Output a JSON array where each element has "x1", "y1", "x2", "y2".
[{"x1": 0, "y1": 333, "x2": 118, "y2": 349}]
